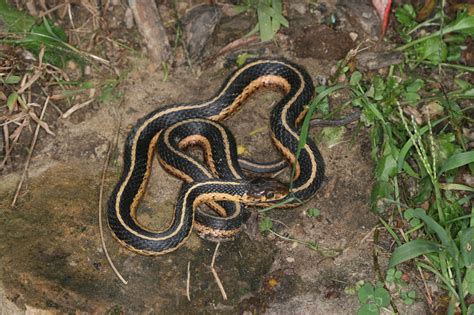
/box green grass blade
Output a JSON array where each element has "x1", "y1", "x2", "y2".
[
  {"x1": 412, "y1": 208, "x2": 459, "y2": 258},
  {"x1": 257, "y1": 3, "x2": 273, "y2": 41},
  {"x1": 439, "y1": 183, "x2": 474, "y2": 192},
  {"x1": 417, "y1": 262, "x2": 459, "y2": 298},
  {"x1": 438, "y1": 151, "x2": 474, "y2": 176},
  {"x1": 389, "y1": 239, "x2": 443, "y2": 268},
  {"x1": 289, "y1": 84, "x2": 347, "y2": 189},
  {"x1": 379, "y1": 218, "x2": 402, "y2": 245},
  {"x1": 0, "y1": 0, "x2": 35, "y2": 32},
  {"x1": 460, "y1": 227, "x2": 474, "y2": 267},
  {"x1": 397, "y1": 16, "x2": 474, "y2": 51},
  {"x1": 296, "y1": 84, "x2": 347, "y2": 153}
]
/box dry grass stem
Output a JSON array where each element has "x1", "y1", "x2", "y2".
[
  {"x1": 359, "y1": 226, "x2": 378, "y2": 244},
  {"x1": 98, "y1": 123, "x2": 128, "y2": 285},
  {"x1": 418, "y1": 265, "x2": 433, "y2": 306},
  {"x1": 11, "y1": 96, "x2": 50, "y2": 207},
  {"x1": 210, "y1": 242, "x2": 227, "y2": 300},
  {"x1": 62, "y1": 99, "x2": 95, "y2": 119},
  {"x1": 37, "y1": 3, "x2": 67, "y2": 18}
]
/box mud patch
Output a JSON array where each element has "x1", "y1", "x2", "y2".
[
  {"x1": 0, "y1": 161, "x2": 281, "y2": 313},
  {"x1": 291, "y1": 23, "x2": 354, "y2": 60}
]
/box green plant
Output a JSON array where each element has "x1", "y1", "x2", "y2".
[
  {"x1": 0, "y1": 0, "x2": 84, "y2": 67},
  {"x1": 306, "y1": 208, "x2": 321, "y2": 218},
  {"x1": 357, "y1": 282, "x2": 391, "y2": 315},
  {"x1": 329, "y1": 3, "x2": 474, "y2": 312},
  {"x1": 234, "y1": 0, "x2": 289, "y2": 41},
  {"x1": 395, "y1": 4, "x2": 474, "y2": 70},
  {"x1": 385, "y1": 268, "x2": 417, "y2": 305}
]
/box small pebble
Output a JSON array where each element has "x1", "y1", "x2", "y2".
[
  {"x1": 286, "y1": 257, "x2": 295, "y2": 263},
  {"x1": 125, "y1": 8, "x2": 134, "y2": 29},
  {"x1": 66, "y1": 60, "x2": 77, "y2": 71},
  {"x1": 349, "y1": 32, "x2": 358, "y2": 41}
]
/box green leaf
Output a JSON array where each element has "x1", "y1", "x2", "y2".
[
  {"x1": 320, "y1": 126, "x2": 345, "y2": 148},
  {"x1": 439, "y1": 183, "x2": 474, "y2": 192},
  {"x1": 464, "y1": 268, "x2": 474, "y2": 295},
  {"x1": 357, "y1": 303, "x2": 380, "y2": 315},
  {"x1": 306, "y1": 208, "x2": 320, "y2": 218},
  {"x1": 259, "y1": 216, "x2": 273, "y2": 232},
  {"x1": 370, "y1": 180, "x2": 394, "y2": 212},
  {"x1": 395, "y1": 4, "x2": 416, "y2": 28},
  {"x1": 438, "y1": 151, "x2": 474, "y2": 176},
  {"x1": 234, "y1": 4, "x2": 250, "y2": 14},
  {"x1": 460, "y1": 228, "x2": 474, "y2": 267},
  {"x1": 315, "y1": 85, "x2": 330, "y2": 115},
  {"x1": 358, "y1": 283, "x2": 374, "y2": 303},
  {"x1": 468, "y1": 303, "x2": 474, "y2": 315},
  {"x1": 443, "y1": 15, "x2": 474, "y2": 35},
  {"x1": 271, "y1": 0, "x2": 288, "y2": 33},
  {"x1": 367, "y1": 76, "x2": 385, "y2": 101},
  {"x1": 404, "y1": 208, "x2": 422, "y2": 227},
  {"x1": 385, "y1": 268, "x2": 396, "y2": 282},
  {"x1": 257, "y1": 3, "x2": 273, "y2": 41},
  {"x1": 401, "y1": 91, "x2": 421, "y2": 104},
  {"x1": 418, "y1": 37, "x2": 447, "y2": 64},
  {"x1": 389, "y1": 239, "x2": 442, "y2": 268},
  {"x1": 4, "y1": 75, "x2": 21, "y2": 84},
  {"x1": 404, "y1": 297, "x2": 414, "y2": 305},
  {"x1": 6, "y1": 92, "x2": 18, "y2": 111},
  {"x1": 373, "y1": 287, "x2": 391, "y2": 307},
  {"x1": 405, "y1": 79, "x2": 424, "y2": 92},
  {"x1": 375, "y1": 153, "x2": 397, "y2": 181},
  {"x1": 454, "y1": 79, "x2": 472, "y2": 90},
  {"x1": 350, "y1": 71, "x2": 362, "y2": 86},
  {"x1": 411, "y1": 208, "x2": 459, "y2": 258},
  {"x1": 0, "y1": 0, "x2": 35, "y2": 32},
  {"x1": 236, "y1": 53, "x2": 258, "y2": 67}
]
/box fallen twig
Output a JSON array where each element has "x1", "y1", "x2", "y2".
[
  {"x1": 62, "y1": 99, "x2": 95, "y2": 119},
  {"x1": 210, "y1": 242, "x2": 227, "y2": 300},
  {"x1": 2, "y1": 125, "x2": 10, "y2": 167},
  {"x1": 11, "y1": 96, "x2": 50, "y2": 207},
  {"x1": 0, "y1": 118, "x2": 27, "y2": 170},
  {"x1": 186, "y1": 261, "x2": 191, "y2": 301},
  {"x1": 417, "y1": 264, "x2": 433, "y2": 307}
]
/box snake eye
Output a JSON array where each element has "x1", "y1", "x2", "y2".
[{"x1": 266, "y1": 191, "x2": 275, "y2": 199}]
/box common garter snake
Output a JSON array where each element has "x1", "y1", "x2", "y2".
[{"x1": 107, "y1": 59, "x2": 325, "y2": 255}]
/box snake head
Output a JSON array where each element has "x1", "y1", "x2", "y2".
[{"x1": 246, "y1": 177, "x2": 288, "y2": 202}]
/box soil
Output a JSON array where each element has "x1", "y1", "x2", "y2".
[{"x1": 0, "y1": 1, "x2": 429, "y2": 314}]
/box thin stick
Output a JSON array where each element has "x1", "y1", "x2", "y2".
[
  {"x1": 359, "y1": 226, "x2": 378, "y2": 244},
  {"x1": 98, "y1": 125, "x2": 128, "y2": 285},
  {"x1": 210, "y1": 242, "x2": 227, "y2": 300},
  {"x1": 417, "y1": 264, "x2": 433, "y2": 306},
  {"x1": 2, "y1": 125, "x2": 10, "y2": 167},
  {"x1": 186, "y1": 261, "x2": 191, "y2": 301},
  {"x1": 62, "y1": 99, "x2": 95, "y2": 119},
  {"x1": 37, "y1": 3, "x2": 67, "y2": 18},
  {"x1": 0, "y1": 119, "x2": 26, "y2": 170},
  {"x1": 11, "y1": 97, "x2": 50, "y2": 207}
]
